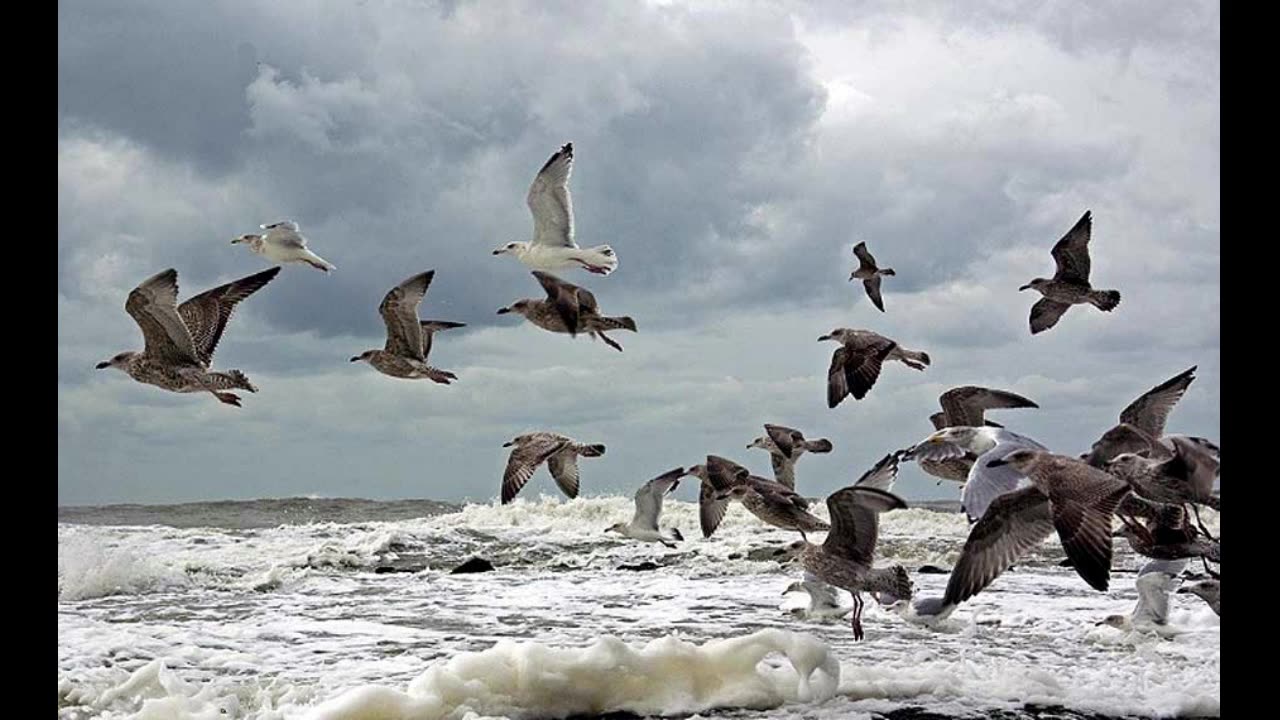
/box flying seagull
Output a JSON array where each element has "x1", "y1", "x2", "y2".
[
  {"x1": 1097, "y1": 558, "x2": 1187, "y2": 631},
  {"x1": 492, "y1": 143, "x2": 618, "y2": 276},
  {"x1": 351, "y1": 271, "x2": 462, "y2": 383},
  {"x1": 501, "y1": 432, "x2": 605, "y2": 504},
  {"x1": 232, "y1": 221, "x2": 336, "y2": 272},
  {"x1": 692, "y1": 457, "x2": 830, "y2": 540},
  {"x1": 914, "y1": 387, "x2": 1040, "y2": 485},
  {"x1": 96, "y1": 267, "x2": 280, "y2": 407},
  {"x1": 747, "y1": 424, "x2": 833, "y2": 490},
  {"x1": 849, "y1": 242, "x2": 895, "y2": 312},
  {"x1": 819, "y1": 328, "x2": 930, "y2": 407},
  {"x1": 1020, "y1": 211, "x2": 1121, "y2": 334},
  {"x1": 938, "y1": 449, "x2": 1131, "y2": 608},
  {"x1": 498, "y1": 271, "x2": 636, "y2": 351},
  {"x1": 605, "y1": 467, "x2": 687, "y2": 548},
  {"x1": 906, "y1": 426, "x2": 1049, "y2": 522}
]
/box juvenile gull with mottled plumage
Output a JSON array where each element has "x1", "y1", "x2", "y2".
[
  {"x1": 747, "y1": 424, "x2": 833, "y2": 490},
  {"x1": 501, "y1": 432, "x2": 605, "y2": 504},
  {"x1": 819, "y1": 328, "x2": 930, "y2": 407},
  {"x1": 350, "y1": 271, "x2": 463, "y2": 384},
  {"x1": 498, "y1": 271, "x2": 636, "y2": 351},
  {"x1": 96, "y1": 267, "x2": 280, "y2": 407},
  {"x1": 1020, "y1": 210, "x2": 1121, "y2": 334},
  {"x1": 692, "y1": 457, "x2": 830, "y2": 540},
  {"x1": 849, "y1": 241, "x2": 895, "y2": 312}
]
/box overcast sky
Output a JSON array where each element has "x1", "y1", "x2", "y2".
[{"x1": 58, "y1": 0, "x2": 1219, "y2": 507}]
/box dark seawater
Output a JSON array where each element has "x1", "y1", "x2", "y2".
[{"x1": 58, "y1": 496, "x2": 459, "y2": 529}]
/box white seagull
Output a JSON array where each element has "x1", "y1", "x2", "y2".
[
  {"x1": 908, "y1": 426, "x2": 1049, "y2": 522},
  {"x1": 605, "y1": 467, "x2": 687, "y2": 548},
  {"x1": 233, "y1": 221, "x2": 336, "y2": 273},
  {"x1": 492, "y1": 143, "x2": 619, "y2": 276},
  {"x1": 1097, "y1": 558, "x2": 1188, "y2": 632}
]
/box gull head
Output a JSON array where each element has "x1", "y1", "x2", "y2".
[
  {"x1": 782, "y1": 581, "x2": 806, "y2": 596},
  {"x1": 1105, "y1": 453, "x2": 1149, "y2": 479},
  {"x1": 1096, "y1": 614, "x2": 1128, "y2": 629},
  {"x1": 817, "y1": 328, "x2": 853, "y2": 343},
  {"x1": 350, "y1": 350, "x2": 376, "y2": 363},
  {"x1": 747, "y1": 436, "x2": 768, "y2": 451},
  {"x1": 604, "y1": 522, "x2": 627, "y2": 535},
  {"x1": 503, "y1": 434, "x2": 536, "y2": 448},
  {"x1": 1019, "y1": 278, "x2": 1050, "y2": 292},
  {"x1": 1177, "y1": 580, "x2": 1219, "y2": 598},
  {"x1": 493, "y1": 241, "x2": 526, "y2": 257},
  {"x1": 984, "y1": 448, "x2": 1041, "y2": 472},
  {"x1": 95, "y1": 352, "x2": 135, "y2": 371},
  {"x1": 683, "y1": 464, "x2": 709, "y2": 482},
  {"x1": 231, "y1": 233, "x2": 259, "y2": 245}
]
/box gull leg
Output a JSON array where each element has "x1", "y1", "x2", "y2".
[
  {"x1": 1200, "y1": 556, "x2": 1220, "y2": 579},
  {"x1": 1189, "y1": 504, "x2": 1216, "y2": 540},
  {"x1": 851, "y1": 595, "x2": 864, "y2": 640}
]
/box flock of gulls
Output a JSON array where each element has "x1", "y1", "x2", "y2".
[{"x1": 95, "y1": 142, "x2": 1220, "y2": 640}]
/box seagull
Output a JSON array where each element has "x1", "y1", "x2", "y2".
[
  {"x1": 798, "y1": 453, "x2": 913, "y2": 640},
  {"x1": 350, "y1": 271, "x2": 462, "y2": 383},
  {"x1": 1097, "y1": 558, "x2": 1187, "y2": 631},
  {"x1": 1177, "y1": 579, "x2": 1220, "y2": 616},
  {"x1": 907, "y1": 426, "x2": 1049, "y2": 522},
  {"x1": 605, "y1": 467, "x2": 686, "y2": 548},
  {"x1": 783, "y1": 576, "x2": 854, "y2": 620},
  {"x1": 849, "y1": 242, "x2": 895, "y2": 312},
  {"x1": 939, "y1": 449, "x2": 1132, "y2": 607},
  {"x1": 1113, "y1": 508, "x2": 1220, "y2": 565},
  {"x1": 96, "y1": 267, "x2": 280, "y2": 407},
  {"x1": 914, "y1": 387, "x2": 1040, "y2": 486},
  {"x1": 1107, "y1": 436, "x2": 1220, "y2": 537},
  {"x1": 818, "y1": 328, "x2": 930, "y2": 407},
  {"x1": 492, "y1": 143, "x2": 618, "y2": 276},
  {"x1": 876, "y1": 594, "x2": 957, "y2": 628},
  {"x1": 501, "y1": 432, "x2": 605, "y2": 504},
  {"x1": 232, "y1": 221, "x2": 336, "y2": 272},
  {"x1": 747, "y1": 424, "x2": 833, "y2": 490},
  {"x1": 498, "y1": 271, "x2": 636, "y2": 351},
  {"x1": 1082, "y1": 366, "x2": 1217, "y2": 468},
  {"x1": 693, "y1": 456, "x2": 830, "y2": 539},
  {"x1": 1019, "y1": 210, "x2": 1121, "y2": 334}
]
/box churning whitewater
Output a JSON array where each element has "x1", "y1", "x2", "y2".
[{"x1": 58, "y1": 497, "x2": 1220, "y2": 720}]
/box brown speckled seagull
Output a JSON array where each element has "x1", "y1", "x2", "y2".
[
  {"x1": 501, "y1": 432, "x2": 605, "y2": 504},
  {"x1": 1081, "y1": 366, "x2": 1216, "y2": 468},
  {"x1": 819, "y1": 328, "x2": 930, "y2": 407},
  {"x1": 351, "y1": 271, "x2": 462, "y2": 383},
  {"x1": 799, "y1": 453, "x2": 913, "y2": 640},
  {"x1": 1020, "y1": 210, "x2": 1121, "y2": 334},
  {"x1": 498, "y1": 271, "x2": 636, "y2": 351},
  {"x1": 940, "y1": 449, "x2": 1131, "y2": 607},
  {"x1": 747, "y1": 424, "x2": 834, "y2": 490},
  {"x1": 694, "y1": 456, "x2": 830, "y2": 540},
  {"x1": 849, "y1": 241, "x2": 895, "y2": 312},
  {"x1": 96, "y1": 267, "x2": 280, "y2": 407}
]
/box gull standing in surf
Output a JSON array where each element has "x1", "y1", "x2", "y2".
[
  {"x1": 914, "y1": 386, "x2": 1040, "y2": 486},
  {"x1": 501, "y1": 432, "x2": 606, "y2": 504},
  {"x1": 798, "y1": 453, "x2": 914, "y2": 640},
  {"x1": 936, "y1": 449, "x2": 1132, "y2": 610},
  {"x1": 1097, "y1": 558, "x2": 1188, "y2": 632},
  {"x1": 906, "y1": 426, "x2": 1049, "y2": 522},
  {"x1": 497, "y1": 271, "x2": 637, "y2": 351},
  {"x1": 492, "y1": 143, "x2": 619, "y2": 276},
  {"x1": 232, "y1": 221, "x2": 336, "y2": 273},
  {"x1": 849, "y1": 242, "x2": 895, "y2": 312},
  {"x1": 350, "y1": 271, "x2": 462, "y2": 384},
  {"x1": 782, "y1": 578, "x2": 853, "y2": 620},
  {"x1": 819, "y1": 328, "x2": 930, "y2": 407},
  {"x1": 605, "y1": 467, "x2": 687, "y2": 548},
  {"x1": 1020, "y1": 210, "x2": 1121, "y2": 334},
  {"x1": 1178, "y1": 579, "x2": 1220, "y2": 616},
  {"x1": 747, "y1": 424, "x2": 833, "y2": 490},
  {"x1": 692, "y1": 457, "x2": 830, "y2": 540},
  {"x1": 96, "y1": 267, "x2": 280, "y2": 407}
]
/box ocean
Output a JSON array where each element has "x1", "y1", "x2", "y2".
[{"x1": 57, "y1": 496, "x2": 1220, "y2": 719}]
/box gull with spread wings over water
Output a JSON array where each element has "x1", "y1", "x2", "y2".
[
  {"x1": 849, "y1": 241, "x2": 895, "y2": 312},
  {"x1": 501, "y1": 432, "x2": 605, "y2": 504},
  {"x1": 605, "y1": 467, "x2": 687, "y2": 548},
  {"x1": 498, "y1": 271, "x2": 636, "y2": 351},
  {"x1": 819, "y1": 328, "x2": 930, "y2": 407},
  {"x1": 350, "y1": 271, "x2": 462, "y2": 383},
  {"x1": 912, "y1": 386, "x2": 1040, "y2": 486},
  {"x1": 96, "y1": 267, "x2": 280, "y2": 407},
  {"x1": 747, "y1": 424, "x2": 833, "y2": 490},
  {"x1": 232, "y1": 221, "x2": 336, "y2": 272}
]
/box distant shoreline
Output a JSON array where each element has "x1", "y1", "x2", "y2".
[{"x1": 57, "y1": 495, "x2": 963, "y2": 529}]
